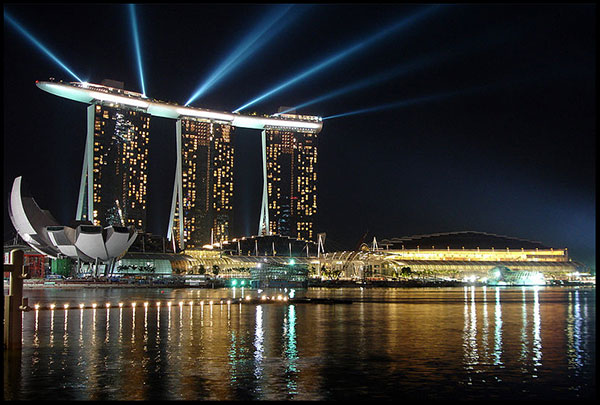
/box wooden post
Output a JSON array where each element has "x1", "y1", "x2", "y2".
[{"x1": 3, "y1": 249, "x2": 30, "y2": 350}]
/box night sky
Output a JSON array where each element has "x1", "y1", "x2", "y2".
[{"x1": 3, "y1": 4, "x2": 595, "y2": 270}]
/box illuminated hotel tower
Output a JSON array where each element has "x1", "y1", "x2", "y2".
[
  {"x1": 168, "y1": 118, "x2": 235, "y2": 249},
  {"x1": 76, "y1": 100, "x2": 150, "y2": 230},
  {"x1": 35, "y1": 79, "x2": 322, "y2": 247},
  {"x1": 259, "y1": 111, "x2": 319, "y2": 241}
]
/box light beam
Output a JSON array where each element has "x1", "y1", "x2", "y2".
[
  {"x1": 4, "y1": 11, "x2": 84, "y2": 83},
  {"x1": 276, "y1": 55, "x2": 437, "y2": 115},
  {"x1": 323, "y1": 93, "x2": 457, "y2": 120},
  {"x1": 128, "y1": 4, "x2": 146, "y2": 97},
  {"x1": 185, "y1": 4, "x2": 300, "y2": 106},
  {"x1": 234, "y1": 5, "x2": 442, "y2": 113},
  {"x1": 322, "y1": 81, "x2": 512, "y2": 120},
  {"x1": 276, "y1": 29, "x2": 513, "y2": 116}
]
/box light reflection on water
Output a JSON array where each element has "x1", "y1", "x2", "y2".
[
  {"x1": 567, "y1": 290, "x2": 584, "y2": 372},
  {"x1": 494, "y1": 287, "x2": 503, "y2": 366},
  {"x1": 3, "y1": 286, "x2": 596, "y2": 400}
]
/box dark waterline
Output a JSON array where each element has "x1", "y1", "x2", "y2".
[{"x1": 3, "y1": 286, "x2": 596, "y2": 400}]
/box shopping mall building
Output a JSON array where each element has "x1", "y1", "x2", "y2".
[{"x1": 318, "y1": 231, "x2": 589, "y2": 281}]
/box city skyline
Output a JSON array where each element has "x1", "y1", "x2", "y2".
[{"x1": 3, "y1": 4, "x2": 595, "y2": 269}]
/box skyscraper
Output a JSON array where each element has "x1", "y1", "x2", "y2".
[
  {"x1": 169, "y1": 118, "x2": 235, "y2": 249},
  {"x1": 76, "y1": 89, "x2": 150, "y2": 230},
  {"x1": 260, "y1": 111, "x2": 319, "y2": 241}
]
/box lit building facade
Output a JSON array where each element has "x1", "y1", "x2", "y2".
[
  {"x1": 315, "y1": 232, "x2": 588, "y2": 280},
  {"x1": 260, "y1": 112, "x2": 319, "y2": 241},
  {"x1": 36, "y1": 80, "x2": 323, "y2": 249},
  {"x1": 169, "y1": 118, "x2": 235, "y2": 249},
  {"x1": 76, "y1": 101, "x2": 150, "y2": 230}
]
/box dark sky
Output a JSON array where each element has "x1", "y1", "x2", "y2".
[{"x1": 3, "y1": 4, "x2": 596, "y2": 269}]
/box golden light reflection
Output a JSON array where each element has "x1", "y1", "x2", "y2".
[
  {"x1": 520, "y1": 288, "x2": 529, "y2": 365},
  {"x1": 92, "y1": 306, "x2": 97, "y2": 346},
  {"x1": 200, "y1": 299, "x2": 204, "y2": 327},
  {"x1": 493, "y1": 287, "x2": 503, "y2": 366},
  {"x1": 167, "y1": 301, "x2": 172, "y2": 344},
  {"x1": 49, "y1": 308, "x2": 55, "y2": 348},
  {"x1": 119, "y1": 306, "x2": 123, "y2": 341},
  {"x1": 567, "y1": 290, "x2": 583, "y2": 370},
  {"x1": 132, "y1": 304, "x2": 136, "y2": 343},
  {"x1": 179, "y1": 301, "x2": 183, "y2": 331},
  {"x1": 157, "y1": 302, "x2": 161, "y2": 345},
  {"x1": 13, "y1": 286, "x2": 597, "y2": 400},
  {"x1": 479, "y1": 286, "x2": 489, "y2": 361},
  {"x1": 34, "y1": 307, "x2": 39, "y2": 334},
  {"x1": 463, "y1": 286, "x2": 478, "y2": 369},
  {"x1": 190, "y1": 300, "x2": 194, "y2": 334},
  {"x1": 532, "y1": 286, "x2": 542, "y2": 370},
  {"x1": 105, "y1": 304, "x2": 110, "y2": 344},
  {"x1": 144, "y1": 305, "x2": 148, "y2": 343}
]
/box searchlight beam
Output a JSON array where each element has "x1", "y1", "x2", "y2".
[
  {"x1": 322, "y1": 79, "x2": 520, "y2": 120},
  {"x1": 234, "y1": 5, "x2": 442, "y2": 113},
  {"x1": 128, "y1": 4, "x2": 147, "y2": 97},
  {"x1": 185, "y1": 4, "x2": 300, "y2": 106},
  {"x1": 4, "y1": 12, "x2": 84, "y2": 83},
  {"x1": 277, "y1": 26, "x2": 513, "y2": 116}
]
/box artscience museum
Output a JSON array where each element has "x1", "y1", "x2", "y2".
[{"x1": 8, "y1": 176, "x2": 137, "y2": 272}]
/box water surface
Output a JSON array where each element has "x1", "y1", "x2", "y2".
[{"x1": 3, "y1": 286, "x2": 596, "y2": 400}]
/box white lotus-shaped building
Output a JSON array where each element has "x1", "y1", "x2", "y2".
[{"x1": 8, "y1": 176, "x2": 137, "y2": 263}]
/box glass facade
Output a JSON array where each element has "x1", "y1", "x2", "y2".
[
  {"x1": 91, "y1": 103, "x2": 150, "y2": 230},
  {"x1": 174, "y1": 118, "x2": 235, "y2": 248},
  {"x1": 250, "y1": 263, "x2": 309, "y2": 288},
  {"x1": 265, "y1": 123, "x2": 318, "y2": 241}
]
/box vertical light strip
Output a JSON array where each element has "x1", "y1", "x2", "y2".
[{"x1": 128, "y1": 4, "x2": 146, "y2": 96}]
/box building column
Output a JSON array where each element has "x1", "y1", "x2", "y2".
[
  {"x1": 76, "y1": 104, "x2": 96, "y2": 222},
  {"x1": 258, "y1": 129, "x2": 270, "y2": 236},
  {"x1": 167, "y1": 119, "x2": 185, "y2": 250},
  {"x1": 75, "y1": 145, "x2": 88, "y2": 220}
]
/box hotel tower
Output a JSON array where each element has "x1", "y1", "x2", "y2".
[
  {"x1": 76, "y1": 80, "x2": 150, "y2": 230},
  {"x1": 259, "y1": 110, "x2": 319, "y2": 241},
  {"x1": 168, "y1": 118, "x2": 235, "y2": 249}
]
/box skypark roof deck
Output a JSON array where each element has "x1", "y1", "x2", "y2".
[{"x1": 36, "y1": 79, "x2": 323, "y2": 132}]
